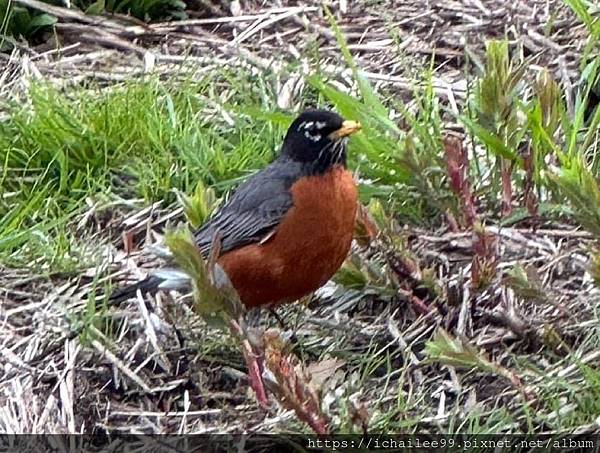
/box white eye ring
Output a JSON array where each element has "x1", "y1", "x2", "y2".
[{"x1": 304, "y1": 130, "x2": 321, "y2": 142}]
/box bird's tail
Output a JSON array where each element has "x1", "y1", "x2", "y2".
[
  {"x1": 109, "y1": 269, "x2": 191, "y2": 305},
  {"x1": 109, "y1": 275, "x2": 163, "y2": 305}
]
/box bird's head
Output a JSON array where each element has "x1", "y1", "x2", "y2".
[{"x1": 281, "y1": 109, "x2": 362, "y2": 172}]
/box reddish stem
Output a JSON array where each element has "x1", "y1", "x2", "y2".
[
  {"x1": 443, "y1": 136, "x2": 478, "y2": 228},
  {"x1": 501, "y1": 159, "x2": 513, "y2": 216},
  {"x1": 523, "y1": 147, "x2": 538, "y2": 217},
  {"x1": 229, "y1": 319, "x2": 269, "y2": 408},
  {"x1": 410, "y1": 294, "x2": 432, "y2": 315}
]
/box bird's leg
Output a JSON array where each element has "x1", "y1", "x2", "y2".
[
  {"x1": 269, "y1": 308, "x2": 287, "y2": 329},
  {"x1": 268, "y1": 307, "x2": 303, "y2": 350}
]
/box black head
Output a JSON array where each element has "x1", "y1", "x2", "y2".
[{"x1": 280, "y1": 109, "x2": 361, "y2": 173}]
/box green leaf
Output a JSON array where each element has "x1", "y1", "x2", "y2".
[
  {"x1": 546, "y1": 155, "x2": 600, "y2": 238},
  {"x1": 425, "y1": 328, "x2": 497, "y2": 372},
  {"x1": 563, "y1": 0, "x2": 600, "y2": 38},
  {"x1": 8, "y1": 7, "x2": 31, "y2": 36},
  {"x1": 29, "y1": 13, "x2": 57, "y2": 29},
  {"x1": 238, "y1": 106, "x2": 293, "y2": 128},
  {"x1": 460, "y1": 115, "x2": 521, "y2": 163},
  {"x1": 323, "y1": 6, "x2": 389, "y2": 120},
  {"x1": 164, "y1": 228, "x2": 240, "y2": 317},
  {"x1": 177, "y1": 180, "x2": 221, "y2": 229},
  {"x1": 85, "y1": 0, "x2": 106, "y2": 16}
]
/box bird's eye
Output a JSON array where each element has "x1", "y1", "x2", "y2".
[
  {"x1": 304, "y1": 129, "x2": 321, "y2": 142},
  {"x1": 297, "y1": 121, "x2": 324, "y2": 142}
]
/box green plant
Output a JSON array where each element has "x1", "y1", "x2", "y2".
[
  {"x1": 0, "y1": 0, "x2": 56, "y2": 49},
  {"x1": 466, "y1": 40, "x2": 528, "y2": 216},
  {"x1": 82, "y1": 0, "x2": 187, "y2": 21},
  {"x1": 425, "y1": 328, "x2": 525, "y2": 394},
  {"x1": 0, "y1": 73, "x2": 278, "y2": 267},
  {"x1": 0, "y1": 0, "x2": 187, "y2": 49}
]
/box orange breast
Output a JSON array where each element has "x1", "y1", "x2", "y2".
[{"x1": 217, "y1": 166, "x2": 358, "y2": 308}]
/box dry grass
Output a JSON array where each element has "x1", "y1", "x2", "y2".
[{"x1": 1, "y1": 1, "x2": 589, "y2": 100}]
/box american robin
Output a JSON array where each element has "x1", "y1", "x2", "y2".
[{"x1": 110, "y1": 109, "x2": 362, "y2": 309}]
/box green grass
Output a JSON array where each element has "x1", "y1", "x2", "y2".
[{"x1": 0, "y1": 71, "x2": 287, "y2": 268}]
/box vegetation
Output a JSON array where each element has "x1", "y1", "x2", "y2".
[{"x1": 1, "y1": 0, "x2": 185, "y2": 49}]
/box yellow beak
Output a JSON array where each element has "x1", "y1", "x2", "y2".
[{"x1": 328, "y1": 120, "x2": 362, "y2": 140}]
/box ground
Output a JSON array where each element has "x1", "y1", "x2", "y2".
[{"x1": 1, "y1": 0, "x2": 600, "y2": 437}]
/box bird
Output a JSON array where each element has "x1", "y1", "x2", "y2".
[{"x1": 110, "y1": 109, "x2": 362, "y2": 309}]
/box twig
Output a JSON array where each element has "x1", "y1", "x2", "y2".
[{"x1": 89, "y1": 335, "x2": 152, "y2": 393}]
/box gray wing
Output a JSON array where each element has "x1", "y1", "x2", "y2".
[{"x1": 194, "y1": 158, "x2": 298, "y2": 255}]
